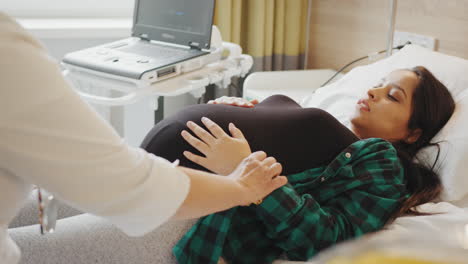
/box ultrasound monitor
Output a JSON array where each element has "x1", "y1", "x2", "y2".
[{"x1": 132, "y1": 0, "x2": 216, "y2": 50}]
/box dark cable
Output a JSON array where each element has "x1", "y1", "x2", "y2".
[{"x1": 319, "y1": 42, "x2": 411, "y2": 87}]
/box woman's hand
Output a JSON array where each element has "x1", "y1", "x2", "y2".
[
  {"x1": 208, "y1": 96, "x2": 259, "y2": 108},
  {"x1": 229, "y1": 151, "x2": 287, "y2": 206},
  {"x1": 181, "y1": 117, "x2": 252, "y2": 175}
]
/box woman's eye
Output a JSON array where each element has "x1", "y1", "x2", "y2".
[{"x1": 387, "y1": 94, "x2": 398, "y2": 102}]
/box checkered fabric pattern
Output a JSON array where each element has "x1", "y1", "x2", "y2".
[{"x1": 173, "y1": 138, "x2": 409, "y2": 264}]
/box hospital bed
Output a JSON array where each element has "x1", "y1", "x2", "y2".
[{"x1": 8, "y1": 45, "x2": 468, "y2": 263}]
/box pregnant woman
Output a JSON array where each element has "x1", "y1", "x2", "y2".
[{"x1": 141, "y1": 66, "x2": 455, "y2": 263}]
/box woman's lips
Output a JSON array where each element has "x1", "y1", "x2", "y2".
[{"x1": 357, "y1": 99, "x2": 370, "y2": 112}]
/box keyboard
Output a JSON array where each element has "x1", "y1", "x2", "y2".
[{"x1": 118, "y1": 42, "x2": 189, "y2": 60}]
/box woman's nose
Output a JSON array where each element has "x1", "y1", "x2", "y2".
[
  {"x1": 367, "y1": 89, "x2": 376, "y2": 100},
  {"x1": 367, "y1": 87, "x2": 385, "y2": 100}
]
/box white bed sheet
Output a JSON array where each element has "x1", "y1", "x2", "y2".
[
  {"x1": 384, "y1": 200, "x2": 468, "y2": 245},
  {"x1": 299, "y1": 198, "x2": 468, "y2": 264}
]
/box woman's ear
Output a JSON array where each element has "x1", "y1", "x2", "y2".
[{"x1": 405, "y1": 128, "x2": 422, "y2": 144}]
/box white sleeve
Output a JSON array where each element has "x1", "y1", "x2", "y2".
[{"x1": 0, "y1": 14, "x2": 190, "y2": 237}]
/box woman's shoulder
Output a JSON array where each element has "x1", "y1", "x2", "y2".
[
  {"x1": 345, "y1": 138, "x2": 400, "y2": 164},
  {"x1": 352, "y1": 137, "x2": 396, "y2": 151},
  {"x1": 348, "y1": 139, "x2": 407, "y2": 191},
  {"x1": 317, "y1": 138, "x2": 400, "y2": 174}
]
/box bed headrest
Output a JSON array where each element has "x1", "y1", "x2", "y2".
[{"x1": 303, "y1": 44, "x2": 468, "y2": 202}]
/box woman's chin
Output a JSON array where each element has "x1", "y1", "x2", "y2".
[
  {"x1": 350, "y1": 109, "x2": 363, "y2": 124},
  {"x1": 350, "y1": 115, "x2": 368, "y2": 132}
]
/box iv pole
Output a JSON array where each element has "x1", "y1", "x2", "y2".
[
  {"x1": 304, "y1": 0, "x2": 312, "y2": 69},
  {"x1": 386, "y1": 0, "x2": 398, "y2": 57}
]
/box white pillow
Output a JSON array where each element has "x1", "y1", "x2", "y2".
[{"x1": 302, "y1": 45, "x2": 468, "y2": 202}]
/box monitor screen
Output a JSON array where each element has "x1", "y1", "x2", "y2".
[{"x1": 135, "y1": 0, "x2": 214, "y2": 36}]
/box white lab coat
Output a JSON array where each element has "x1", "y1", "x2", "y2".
[{"x1": 0, "y1": 13, "x2": 190, "y2": 264}]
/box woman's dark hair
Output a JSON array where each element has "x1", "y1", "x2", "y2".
[{"x1": 390, "y1": 66, "x2": 455, "y2": 220}]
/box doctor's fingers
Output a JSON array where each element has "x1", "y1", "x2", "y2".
[
  {"x1": 186, "y1": 121, "x2": 216, "y2": 145},
  {"x1": 258, "y1": 157, "x2": 282, "y2": 178},
  {"x1": 242, "y1": 151, "x2": 267, "y2": 165},
  {"x1": 264, "y1": 175, "x2": 288, "y2": 197},
  {"x1": 243, "y1": 159, "x2": 286, "y2": 198},
  {"x1": 181, "y1": 130, "x2": 210, "y2": 155},
  {"x1": 267, "y1": 162, "x2": 282, "y2": 178},
  {"x1": 242, "y1": 155, "x2": 280, "y2": 175},
  {"x1": 261, "y1": 157, "x2": 277, "y2": 167}
]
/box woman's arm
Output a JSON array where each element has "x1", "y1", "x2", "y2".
[
  {"x1": 253, "y1": 140, "x2": 407, "y2": 260},
  {"x1": 254, "y1": 184, "x2": 405, "y2": 260}
]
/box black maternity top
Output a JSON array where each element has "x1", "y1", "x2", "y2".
[{"x1": 141, "y1": 95, "x2": 359, "y2": 175}]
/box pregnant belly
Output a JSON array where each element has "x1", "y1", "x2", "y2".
[{"x1": 141, "y1": 103, "x2": 357, "y2": 175}]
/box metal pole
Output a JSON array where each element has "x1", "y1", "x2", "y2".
[
  {"x1": 304, "y1": 0, "x2": 312, "y2": 69},
  {"x1": 386, "y1": 0, "x2": 397, "y2": 57}
]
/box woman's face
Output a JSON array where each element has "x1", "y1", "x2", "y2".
[{"x1": 350, "y1": 70, "x2": 421, "y2": 142}]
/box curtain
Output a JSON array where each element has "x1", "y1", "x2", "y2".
[{"x1": 214, "y1": 0, "x2": 309, "y2": 72}]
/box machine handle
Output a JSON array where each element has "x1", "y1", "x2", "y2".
[
  {"x1": 74, "y1": 90, "x2": 143, "y2": 106},
  {"x1": 64, "y1": 69, "x2": 152, "y2": 106}
]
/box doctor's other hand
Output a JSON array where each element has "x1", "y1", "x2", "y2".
[
  {"x1": 207, "y1": 96, "x2": 259, "y2": 108},
  {"x1": 229, "y1": 151, "x2": 287, "y2": 206},
  {"x1": 181, "y1": 117, "x2": 252, "y2": 175}
]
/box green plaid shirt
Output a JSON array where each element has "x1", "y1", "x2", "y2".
[{"x1": 173, "y1": 138, "x2": 409, "y2": 264}]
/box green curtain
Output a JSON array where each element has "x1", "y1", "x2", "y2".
[{"x1": 214, "y1": 0, "x2": 309, "y2": 72}]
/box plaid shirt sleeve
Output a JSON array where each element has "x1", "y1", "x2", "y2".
[{"x1": 255, "y1": 138, "x2": 408, "y2": 260}]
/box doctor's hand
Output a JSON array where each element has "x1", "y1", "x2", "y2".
[
  {"x1": 181, "y1": 117, "x2": 252, "y2": 175},
  {"x1": 229, "y1": 151, "x2": 287, "y2": 206},
  {"x1": 208, "y1": 96, "x2": 259, "y2": 108}
]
